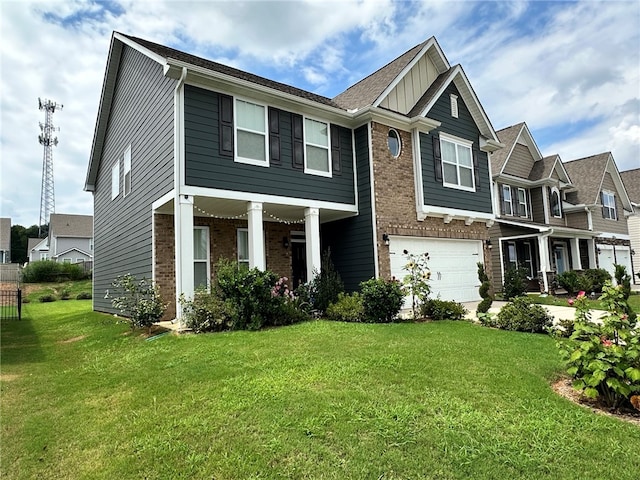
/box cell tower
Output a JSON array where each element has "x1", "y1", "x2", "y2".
[{"x1": 38, "y1": 98, "x2": 63, "y2": 236}]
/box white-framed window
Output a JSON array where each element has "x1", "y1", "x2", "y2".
[
  {"x1": 450, "y1": 94, "x2": 459, "y2": 118},
  {"x1": 440, "y1": 133, "x2": 474, "y2": 191},
  {"x1": 387, "y1": 129, "x2": 401, "y2": 157},
  {"x1": 63, "y1": 258, "x2": 72, "y2": 264},
  {"x1": 550, "y1": 187, "x2": 561, "y2": 218},
  {"x1": 111, "y1": 162, "x2": 119, "y2": 200},
  {"x1": 304, "y1": 117, "x2": 331, "y2": 176},
  {"x1": 502, "y1": 185, "x2": 513, "y2": 216},
  {"x1": 123, "y1": 145, "x2": 132, "y2": 197},
  {"x1": 517, "y1": 187, "x2": 528, "y2": 217},
  {"x1": 193, "y1": 226, "x2": 210, "y2": 290},
  {"x1": 234, "y1": 98, "x2": 268, "y2": 166},
  {"x1": 237, "y1": 228, "x2": 249, "y2": 269},
  {"x1": 40, "y1": 253, "x2": 48, "y2": 260},
  {"x1": 602, "y1": 191, "x2": 616, "y2": 220},
  {"x1": 506, "y1": 241, "x2": 517, "y2": 269},
  {"x1": 522, "y1": 242, "x2": 534, "y2": 278}
]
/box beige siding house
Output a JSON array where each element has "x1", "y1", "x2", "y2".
[{"x1": 620, "y1": 168, "x2": 640, "y2": 283}]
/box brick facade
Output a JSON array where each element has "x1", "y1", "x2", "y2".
[
  {"x1": 154, "y1": 213, "x2": 297, "y2": 320},
  {"x1": 370, "y1": 121, "x2": 492, "y2": 281}
]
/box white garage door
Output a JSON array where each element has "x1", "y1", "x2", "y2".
[
  {"x1": 597, "y1": 245, "x2": 632, "y2": 284},
  {"x1": 389, "y1": 236, "x2": 482, "y2": 303}
]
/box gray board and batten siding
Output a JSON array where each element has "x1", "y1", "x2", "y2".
[
  {"x1": 420, "y1": 84, "x2": 492, "y2": 214},
  {"x1": 93, "y1": 45, "x2": 176, "y2": 314},
  {"x1": 321, "y1": 125, "x2": 376, "y2": 292},
  {"x1": 183, "y1": 85, "x2": 356, "y2": 205}
]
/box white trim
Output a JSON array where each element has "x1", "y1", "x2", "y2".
[
  {"x1": 111, "y1": 162, "x2": 119, "y2": 200},
  {"x1": 418, "y1": 205, "x2": 494, "y2": 221},
  {"x1": 601, "y1": 190, "x2": 616, "y2": 220},
  {"x1": 502, "y1": 185, "x2": 513, "y2": 216},
  {"x1": 517, "y1": 187, "x2": 528, "y2": 218},
  {"x1": 597, "y1": 232, "x2": 630, "y2": 241},
  {"x1": 412, "y1": 127, "x2": 425, "y2": 219},
  {"x1": 234, "y1": 97, "x2": 269, "y2": 167},
  {"x1": 550, "y1": 186, "x2": 562, "y2": 218},
  {"x1": 387, "y1": 128, "x2": 402, "y2": 158},
  {"x1": 152, "y1": 190, "x2": 176, "y2": 211},
  {"x1": 247, "y1": 202, "x2": 265, "y2": 270},
  {"x1": 367, "y1": 123, "x2": 379, "y2": 278},
  {"x1": 303, "y1": 115, "x2": 332, "y2": 177},
  {"x1": 304, "y1": 207, "x2": 321, "y2": 281},
  {"x1": 351, "y1": 129, "x2": 359, "y2": 212},
  {"x1": 193, "y1": 225, "x2": 211, "y2": 289},
  {"x1": 439, "y1": 132, "x2": 475, "y2": 192},
  {"x1": 114, "y1": 32, "x2": 166, "y2": 65}
]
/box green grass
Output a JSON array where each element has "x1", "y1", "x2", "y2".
[
  {"x1": 528, "y1": 291, "x2": 640, "y2": 313},
  {"x1": 2, "y1": 299, "x2": 639, "y2": 479},
  {"x1": 23, "y1": 279, "x2": 92, "y2": 302}
]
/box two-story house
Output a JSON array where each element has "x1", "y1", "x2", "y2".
[
  {"x1": 488, "y1": 123, "x2": 597, "y2": 293},
  {"x1": 85, "y1": 32, "x2": 502, "y2": 320},
  {"x1": 620, "y1": 168, "x2": 639, "y2": 282},
  {"x1": 564, "y1": 154, "x2": 634, "y2": 280},
  {"x1": 28, "y1": 214, "x2": 94, "y2": 264},
  {"x1": 0, "y1": 218, "x2": 10, "y2": 263}
]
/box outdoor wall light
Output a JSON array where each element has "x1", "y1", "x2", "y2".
[
  {"x1": 282, "y1": 237, "x2": 289, "y2": 248},
  {"x1": 486, "y1": 239, "x2": 492, "y2": 249},
  {"x1": 382, "y1": 233, "x2": 390, "y2": 246}
]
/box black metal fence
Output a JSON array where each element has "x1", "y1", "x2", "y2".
[{"x1": 0, "y1": 289, "x2": 22, "y2": 320}]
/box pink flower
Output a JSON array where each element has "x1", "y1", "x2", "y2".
[
  {"x1": 577, "y1": 291, "x2": 586, "y2": 298},
  {"x1": 567, "y1": 298, "x2": 574, "y2": 306},
  {"x1": 602, "y1": 339, "x2": 613, "y2": 347}
]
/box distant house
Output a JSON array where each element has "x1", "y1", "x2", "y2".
[
  {"x1": 620, "y1": 168, "x2": 640, "y2": 282},
  {"x1": 85, "y1": 32, "x2": 503, "y2": 319},
  {"x1": 28, "y1": 214, "x2": 93, "y2": 264},
  {"x1": 0, "y1": 217, "x2": 10, "y2": 263}
]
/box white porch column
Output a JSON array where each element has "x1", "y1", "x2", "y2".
[
  {"x1": 571, "y1": 238, "x2": 582, "y2": 270},
  {"x1": 305, "y1": 207, "x2": 321, "y2": 281},
  {"x1": 587, "y1": 239, "x2": 597, "y2": 269},
  {"x1": 538, "y1": 235, "x2": 550, "y2": 292},
  {"x1": 247, "y1": 201, "x2": 265, "y2": 270},
  {"x1": 174, "y1": 194, "x2": 194, "y2": 321}
]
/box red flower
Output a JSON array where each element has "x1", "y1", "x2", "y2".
[
  {"x1": 577, "y1": 291, "x2": 586, "y2": 298},
  {"x1": 601, "y1": 336, "x2": 613, "y2": 347},
  {"x1": 567, "y1": 298, "x2": 574, "y2": 306}
]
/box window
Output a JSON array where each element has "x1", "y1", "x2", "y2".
[
  {"x1": 123, "y1": 145, "x2": 131, "y2": 197},
  {"x1": 502, "y1": 185, "x2": 513, "y2": 216},
  {"x1": 440, "y1": 134, "x2": 474, "y2": 191},
  {"x1": 450, "y1": 94, "x2": 459, "y2": 118},
  {"x1": 517, "y1": 188, "x2": 528, "y2": 217},
  {"x1": 237, "y1": 228, "x2": 249, "y2": 269},
  {"x1": 602, "y1": 191, "x2": 616, "y2": 220},
  {"x1": 304, "y1": 117, "x2": 330, "y2": 175},
  {"x1": 387, "y1": 129, "x2": 401, "y2": 157},
  {"x1": 550, "y1": 188, "x2": 561, "y2": 217},
  {"x1": 506, "y1": 242, "x2": 517, "y2": 269},
  {"x1": 235, "y1": 99, "x2": 267, "y2": 166},
  {"x1": 40, "y1": 253, "x2": 48, "y2": 260},
  {"x1": 522, "y1": 242, "x2": 534, "y2": 278},
  {"x1": 111, "y1": 162, "x2": 119, "y2": 200},
  {"x1": 193, "y1": 227, "x2": 210, "y2": 289},
  {"x1": 63, "y1": 258, "x2": 72, "y2": 264}
]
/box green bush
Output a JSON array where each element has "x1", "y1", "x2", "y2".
[
  {"x1": 502, "y1": 267, "x2": 528, "y2": 300},
  {"x1": 421, "y1": 298, "x2": 467, "y2": 320},
  {"x1": 583, "y1": 268, "x2": 611, "y2": 293},
  {"x1": 477, "y1": 297, "x2": 493, "y2": 315},
  {"x1": 326, "y1": 292, "x2": 364, "y2": 322},
  {"x1": 39, "y1": 294, "x2": 56, "y2": 303},
  {"x1": 109, "y1": 274, "x2": 166, "y2": 331},
  {"x1": 180, "y1": 288, "x2": 237, "y2": 333},
  {"x1": 22, "y1": 260, "x2": 89, "y2": 283},
  {"x1": 76, "y1": 292, "x2": 92, "y2": 300},
  {"x1": 307, "y1": 250, "x2": 344, "y2": 314},
  {"x1": 476, "y1": 262, "x2": 493, "y2": 315},
  {"x1": 494, "y1": 296, "x2": 552, "y2": 333},
  {"x1": 557, "y1": 270, "x2": 580, "y2": 295},
  {"x1": 59, "y1": 288, "x2": 71, "y2": 300},
  {"x1": 360, "y1": 278, "x2": 403, "y2": 323},
  {"x1": 549, "y1": 318, "x2": 575, "y2": 338}
]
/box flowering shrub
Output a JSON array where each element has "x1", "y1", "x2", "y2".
[
  {"x1": 401, "y1": 249, "x2": 431, "y2": 319},
  {"x1": 557, "y1": 281, "x2": 640, "y2": 409},
  {"x1": 109, "y1": 274, "x2": 166, "y2": 331},
  {"x1": 272, "y1": 277, "x2": 295, "y2": 301}
]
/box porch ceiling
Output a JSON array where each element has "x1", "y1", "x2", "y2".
[{"x1": 154, "y1": 196, "x2": 356, "y2": 224}]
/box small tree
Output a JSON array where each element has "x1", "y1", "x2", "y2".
[
  {"x1": 614, "y1": 264, "x2": 636, "y2": 322},
  {"x1": 401, "y1": 249, "x2": 431, "y2": 319},
  {"x1": 308, "y1": 249, "x2": 344, "y2": 314},
  {"x1": 502, "y1": 267, "x2": 528, "y2": 300},
  {"x1": 476, "y1": 262, "x2": 493, "y2": 315},
  {"x1": 109, "y1": 274, "x2": 166, "y2": 333}
]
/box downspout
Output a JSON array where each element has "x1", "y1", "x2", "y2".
[{"x1": 173, "y1": 67, "x2": 188, "y2": 323}]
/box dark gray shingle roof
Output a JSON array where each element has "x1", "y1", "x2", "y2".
[
  {"x1": 529, "y1": 155, "x2": 558, "y2": 181},
  {"x1": 50, "y1": 214, "x2": 93, "y2": 238},
  {"x1": 620, "y1": 168, "x2": 640, "y2": 204},
  {"x1": 490, "y1": 123, "x2": 524, "y2": 174},
  {"x1": 563, "y1": 153, "x2": 609, "y2": 205}
]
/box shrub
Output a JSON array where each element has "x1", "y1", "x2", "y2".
[
  {"x1": 180, "y1": 288, "x2": 237, "y2": 333},
  {"x1": 401, "y1": 249, "x2": 431, "y2": 319},
  {"x1": 558, "y1": 271, "x2": 580, "y2": 295},
  {"x1": 22, "y1": 260, "x2": 89, "y2": 283},
  {"x1": 39, "y1": 294, "x2": 56, "y2": 303},
  {"x1": 421, "y1": 298, "x2": 467, "y2": 320},
  {"x1": 59, "y1": 288, "x2": 71, "y2": 300},
  {"x1": 109, "y1": 274, "x2": 166, "y2": 331},
  {"x1": 326, "y1": 292, "x2": 364, "y2": 323},
  {"x1": 360, "y1": 278, "x2": 403, "y2": 323},
  {"x1": 549, "y1": 318, "x2": 575, "y2": 338},
  {"x1": 557, "y1": 283, "x2": 640, "y2": 409},
  {"x1": 476, "y1": 262, "x2": 493, "y2": 315},
  {"x1": 76, "y1": 292, "x2": 92, "y2": 300},
  {"x1": 583, "y1": 268, "x2": 611, "y2": 293},
  {"x1": 307, "y1": 250, "x2": 344, "y2": 314},
  {"x1": 502, "y1": 267, "x2": 528, "y2": 300},
  {"x1": 495, "y1": 296, "x2": 552, "y2": 333},
  {"x1": 614, "y1": 264, "x2": 636, "y2": 322}
]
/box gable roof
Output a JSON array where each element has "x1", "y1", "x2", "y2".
[
  {"x1": 620, "y1": 168, "x2": 640, "y2": 206},
  {"x1": 564, "y1": 153, "x2": 633, "y2": 209},
  {"x1": 53, "y1": 247, "x2": 92, "y2": 258},
  {"x1": 49, "y1": 214, "x2": 93, "y2": 238},
  {"x1": 491, "y1": 123, "x2": 525, "y2": 174},
  {"x1": 27, "y1": 237, "x2": 48, "y2": 252}
]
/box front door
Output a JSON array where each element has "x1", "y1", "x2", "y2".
[
  {"x1": 554, "y1": 244, "x2": 568, "y2": 274},
  {"x1": 291, "y1": 242, "x2": 307, "y2": 289}
]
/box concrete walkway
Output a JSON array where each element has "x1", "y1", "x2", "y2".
[{"x1": 463, "y1": 299, "x2": 607, "y2": 324}]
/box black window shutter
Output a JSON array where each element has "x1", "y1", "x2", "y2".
[
  {"x1": 292, "y1": 114, "x2": 304, "y2": 169},
  {"x1": 600, "y1": 191, "x2": 606, "y2": 218},
  {"x1": 219, "y1": 94, "x2": 233, "y2": 157},
  {"x1": 473, "y1": 149, "x2": 480, "y2": 191},
  {"x1": 432, "y1": 134, "x2": 442, "y2": 182},
  {"x1": 499, "y1": 184, "x2": 505, "y2": 214},
  {"x1": 268, "y1": 107, "x2": 281, "y2": 165},
  {"x1": 613, "y1": 195, "x2": 618, "y2": 220},
  {"x1": 331, "y1": 125, "x2": 341, "y2": 174}
]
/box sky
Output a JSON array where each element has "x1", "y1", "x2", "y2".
[{"x1": 1, "y1": 0, "x2": 639, "y2": 227}]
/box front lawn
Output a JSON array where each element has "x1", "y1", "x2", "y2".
[
  {"x1": 2, "y1": 300, "x2": 639, "y2": 479},
  {"x1": 528, "y1": 291, "x2": 640, "y2": 313}
]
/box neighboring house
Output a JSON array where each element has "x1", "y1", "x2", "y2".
[
  {"x1": 488, "y1": 123, "x2": 597, "y2": 293},
  {"x1": 28, "y1": 214, "x2": 94, "y2": 264},
  {"x1": 85, "y1": 32, "x2": 502, "y2": 320},
  {"x1": 620, "y1": 168, "x2": 640, "y2": 283},
  {"x1": 0, "y1": 217, "x2": 10, "y2": 263},
  {"x1": 564, "y1": 153, "x2": 634, "y2": 282}
]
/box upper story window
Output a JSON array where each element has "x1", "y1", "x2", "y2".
[
  {"x1": 517, "y1": 188, "x2": 528, "y2": 217},
  {"x1": 235, "y1": 99, "x2": 268, "y2": 166},
  {"x1": 304, "y1": 117, "x2": 331, "y2": 176},
  {"x1": 550, "y1": 187, "x2": 561, "y2": 218},
  {"x1": 602, "y1": 191, "x2": 617, "y2": 220},
  {"x1": 111, "y1": 162, "x2": 119, "y2": 200},
  {"x1": 440, "y1": 133, "x2": 474, "y2": 191},
  {"x1": 387, "y1": 129, "x2": 401, "y2": 157},
  {"x1": 502, "y1": 185, "x2": 513, "y2": 216},
  {"x1": 123, "y1": 145, "x2": 132, "y2": 197}
]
